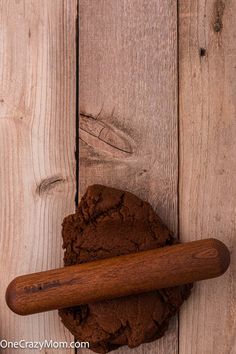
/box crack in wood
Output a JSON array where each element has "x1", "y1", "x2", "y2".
[{"x1": 213, "y1": 0, "x2": 225, "y2": 33}]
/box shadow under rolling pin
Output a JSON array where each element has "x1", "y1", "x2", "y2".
[{"x1": 6, "y1": 238, "x2": 230, "y2": 316}]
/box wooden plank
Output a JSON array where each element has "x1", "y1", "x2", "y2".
[
  {"x1": 179, "y1": 1, "x2": 236, "y2": 353},
  {"x1": 79, "y1": 0, "x2": 178, "y2": 353},
  {"x1": 0, "y1": 0, "x2": 76, "y2": 352}
]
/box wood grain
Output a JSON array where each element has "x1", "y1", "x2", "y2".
[
  {"x1": 79, "y1": 0, "x2": 178, "y2": 353},
  {"x1": 0, "y1": 0, "x2": 76, "y2": 352},
  {"x1": 6, "y1": 239, "x2": 230, "y2": 316},
  {"x1": 179, "y1": 1, "x2": 236, "y2": 353}
]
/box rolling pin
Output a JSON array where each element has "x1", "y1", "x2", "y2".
[{"x1": 6, "y1": 238, "x2": 230, "y2": 316}]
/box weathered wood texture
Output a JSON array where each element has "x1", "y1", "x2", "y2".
[
  {"x1": 179, "y1": 1, "x2": 236, "y2": 353},
  {"x1": 79, "y1": 0, "x2": 178, "y2": 353},
  {"x1": 0, "y1": 0, "x2": 76, "y2": 352}
]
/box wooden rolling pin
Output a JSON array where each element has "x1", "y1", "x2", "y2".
[{"x1": 6, "y1": 238, "x2": 230, "y2": 316}]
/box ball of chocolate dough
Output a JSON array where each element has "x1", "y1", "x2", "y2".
[{"x1": 59, "y1": 185, "x2": 192, "y2": 353}]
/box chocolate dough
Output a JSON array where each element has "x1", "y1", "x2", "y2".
[{"x1": 59, "y1": 185, "x2": 192, "y2": 353}]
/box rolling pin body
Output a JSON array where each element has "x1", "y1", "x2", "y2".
[{"x1": 6, "y1": 238, "x2": 230, "y2": 315}]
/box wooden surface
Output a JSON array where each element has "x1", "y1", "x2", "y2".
[
  {"x1": 0, "y1": 0, "x2": 76, "y2": 352},
  {"x1": 79, "y1": 0, "x2": 178, "y2": 353},
  {"x1": 179, "y1": 1, "x2": 236, "y2": 353},
  {"x1": 1, "y1": 0, "x2": 235, "y2": 353}
]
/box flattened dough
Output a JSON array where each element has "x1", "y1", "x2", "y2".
[{"x1": 59, "y1": 185, "x2": 192, "y2": 353}]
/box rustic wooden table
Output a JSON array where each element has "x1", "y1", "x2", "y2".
[{"x1": 0, "y1": 1, "x2": 235, "y2": 354}]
